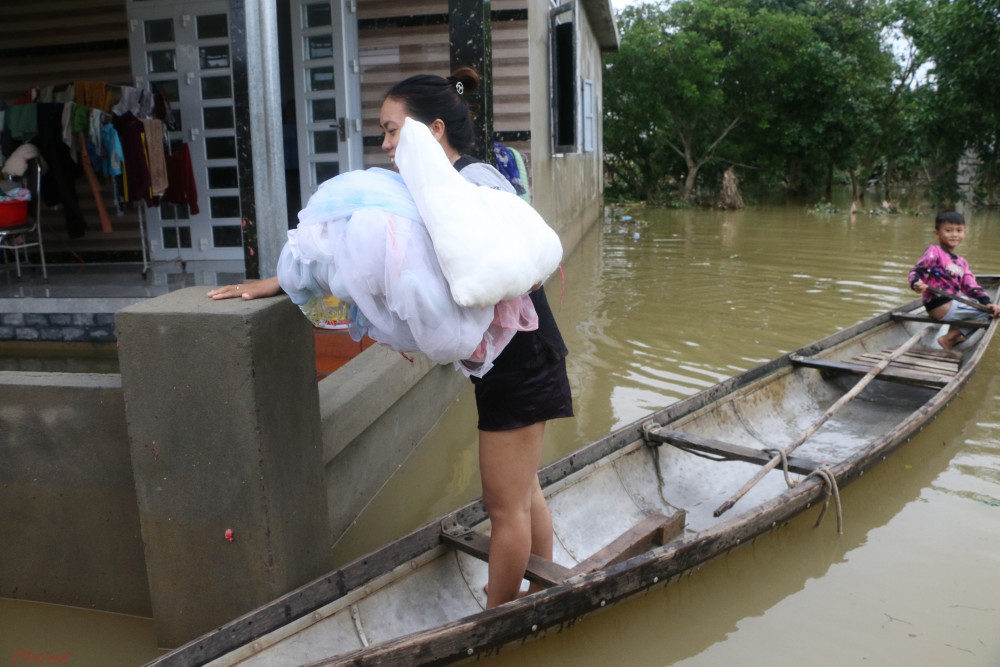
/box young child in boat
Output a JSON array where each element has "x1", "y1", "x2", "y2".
[{"x1": 908, "y1": 210, "x2": 1000, "y2": 351}]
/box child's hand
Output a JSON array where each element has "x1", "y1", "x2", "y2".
[
  {"x1": 988, "y1": 303, "x2": 1000, "y2": 318},
  {"x1": 912, "y1": 280, "x2": 927, "y2": 294}
]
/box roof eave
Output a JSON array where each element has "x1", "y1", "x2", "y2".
[{"x1": 579, "y1": 0, "x2": 621, "y2": 52}]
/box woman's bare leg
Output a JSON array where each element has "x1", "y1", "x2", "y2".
[
  {"x1": 524, "y1": 475, "x2": 553, "y2": 596},
  {"x1": 479, "y1": 421, "x2": 550, "y2": 608}
]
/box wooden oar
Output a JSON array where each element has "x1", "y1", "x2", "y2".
[
  {"x1": 924, "y1": 286, "x2": 994, "y2": 314},
  {"x1": 713, "y1": 326, "x2": 929, "y2": 517}
]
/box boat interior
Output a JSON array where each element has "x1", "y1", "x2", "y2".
[{"x1": 203, "y1": 290, "x2": 999, "y2": 666}]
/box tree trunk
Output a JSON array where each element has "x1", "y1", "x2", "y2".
[
  {"x1": 786, "y1": 157, "x2": 803, "y2": 194},
  {"x1": 682, "y1": 165, "x2": 698, "y2": 202},
  {"x1": 719, "y1": 166, "x2": 744, "y2": 209},
  {"x1": 849, "y1": 170, "x2": 863, "y2": 204}
]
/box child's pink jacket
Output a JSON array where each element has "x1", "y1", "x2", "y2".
[{"x1": 908, "y1": 245, "x2": 991, "y2": 308}]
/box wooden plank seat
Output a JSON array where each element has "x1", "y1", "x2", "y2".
[
  {"x1": 441, "y1": 511, "x2": 686, "y2": 587},
  {"x1": 646, "y1": 428, "x2": 827, "y2": 475},
  {"x1": 569, "y1": 511, "x2": 686, "y2": 575},
  {"x1": 442, "y1": 529, "x2": 574, "y2": 586},
  {"x1": 891, "y1": 312, "x2": 989, "y2": 328},
  {"x1": 788, "y1": 347, "x2": 958, "y2": 389}
]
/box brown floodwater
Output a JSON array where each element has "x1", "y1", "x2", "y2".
[{"x1": 3, "y1": 200, "x2": 1000, "y2": 665}]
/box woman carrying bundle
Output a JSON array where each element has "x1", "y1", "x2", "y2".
[{"x1": 209, "y1": 68, "x2": 573, "y2": 608}]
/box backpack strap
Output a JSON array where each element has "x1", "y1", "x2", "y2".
[{"x1": 453, "y1": 154, "x2": 480, "y2": 172}]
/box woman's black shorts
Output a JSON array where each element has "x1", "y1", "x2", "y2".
[{"x1": 472, "y1": 354, "x2": 574, "y2": 431}]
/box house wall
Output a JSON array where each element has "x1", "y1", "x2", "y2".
[
  {"x1": 527, "y1": 0, "x2": 606, "y2": 256},
  {"x1": 356, "y1": 0, "x2": 531, "y2": 168}
]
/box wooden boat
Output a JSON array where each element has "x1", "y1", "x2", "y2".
[{"x1": 151, "y1": 279, "x2": 999, "y2": 667}]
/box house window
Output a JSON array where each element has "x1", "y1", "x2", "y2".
[{"x1": 550, "y1": 3, "x2": 577, "y2": 153}]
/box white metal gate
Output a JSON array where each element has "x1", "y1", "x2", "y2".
[
  {"x1": 289, "y1": 0, "x2": 363, "y2": 207},
  {"x1": 127, "y1": 0, "x2": 242, "y2": 261}
]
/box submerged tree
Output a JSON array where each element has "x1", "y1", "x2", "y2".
[
  {"x1": 605, "y1": 0, "x2": 905, "y2": 204},
  {"x1": 604, "y1": 3, "x2": 739, "y2": 202},
  {"x1": 898, "y1": 0, "x2": 1000, "y2": 206}
]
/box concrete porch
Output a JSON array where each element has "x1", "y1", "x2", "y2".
[{"x1": 0, "y1": 258, "x2": 245, "y2": 313}]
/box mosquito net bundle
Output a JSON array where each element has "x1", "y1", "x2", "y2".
[{"x1": 276, "y1": 119, "x2": 561, "y2": 378}]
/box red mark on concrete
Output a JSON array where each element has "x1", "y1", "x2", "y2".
[{"x1": 10, "y1": 649, "x2": 71, "y2": 663}]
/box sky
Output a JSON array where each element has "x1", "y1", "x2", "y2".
[{"x1": 611, "y1": 0, "x2": 649, "y2": 11}]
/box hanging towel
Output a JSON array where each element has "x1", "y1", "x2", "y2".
[
  {"x1": 162, "y1": 143, "x2": 199, "y2": 214},
  {"x1": 75, "y1": 81, "x2": 112, "y2": 113},
  {"x1": 100, "y1": 123, "x2": 124, "y2": 176},
  {"x1": 140, "y1": 118, "x2": 168, "y2": 197},
  {"x1": 112, "y1": 86, "x2": 155, "y2": 118},
  {"x1": 491, "y1": 142, "x2": 530, "y2": 202},
  {"x1": 510, "y1": 146, "x2": 531, "y2": 204},
  {"x1": 111, "y1": 111, "x2": 152, "y2": 203},
  {"x1": 8, "y1": 103, "x2": 38, "y2": 141},
  {"x1": 40, "y1": 83, "x2": 74, "y2": 104},
  {"x1": 88, "y1": 108, "x2": 104, "y2": 159}
]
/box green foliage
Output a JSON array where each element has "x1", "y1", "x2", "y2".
[
  {"x1": 604, "y1": 0, "x2": 998, "y2": 208},
  {"x1": 898, "y1": 0, "x2": 1000, "y2": 205}
]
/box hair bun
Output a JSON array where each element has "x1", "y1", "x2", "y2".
[{"x1": 450, "y1": 67, "x2": 480, "y2": 96}]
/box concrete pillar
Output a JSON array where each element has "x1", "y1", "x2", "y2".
[
  {"x1": 449, "y1": 0, "x2": 493, "y2": 161},
  {"x1": 115, "y1": 287, "x2": 332, "y2": 647},
  {"x1": 230, "y1": 0, "x2": 287, "y2": 280}
]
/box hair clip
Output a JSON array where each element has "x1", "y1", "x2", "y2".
[{"x1": 455, "y1": 81, "x2": 464, "y2": 95}]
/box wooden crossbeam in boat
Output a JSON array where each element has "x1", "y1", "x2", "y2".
[
  {"x1": 441, "y1": 511, "x2": 686, "y2": 587},
  {"x1": 890, "y1": 312, "x2": 989, "y2": 328},
  {"x1": 788, "y1": 353, "x2": 951, "y2": 388},
  {"x1": 647, "y1": 429, "x2": 826, "y2": 475},
  {"x1": 570, "y1": 511, "x2": 685, "y2": 575},
  {"x1": 441, "y1": 529, "x2": 575, "y2": 587}
]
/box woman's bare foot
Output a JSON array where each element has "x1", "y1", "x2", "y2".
[{"x1": 482, "y1": 582, "x2": 528, "y2": 601}]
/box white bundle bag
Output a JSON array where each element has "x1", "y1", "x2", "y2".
[
  {"x1": 276, "y1": 168, "x2": 537, "y2": 377},
  {"x1": 394, "y1": 117, "x2": 563, "y2": 309}
]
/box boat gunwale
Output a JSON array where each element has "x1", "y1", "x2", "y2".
[{"x1": 149, "y1": 284, "x2": 999, "y2": 667}]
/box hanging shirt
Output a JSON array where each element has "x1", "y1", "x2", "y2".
[
  {"x1": 8, "y1": 103, "x2": 38, "y2": 141},
  {"x1": 100, "y1": 123, "x2": 124, "y2": 176},
  {"x1": 111, "y1": 111, "x2": 152, "y2": 203}
]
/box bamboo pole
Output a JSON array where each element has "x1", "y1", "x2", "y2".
[
  {"x1": 713, "y1": 326, "x2": 929, "y2": 518},
  {"x1": 925, "y1": 286, "x2": 994, "y2": 314}
]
